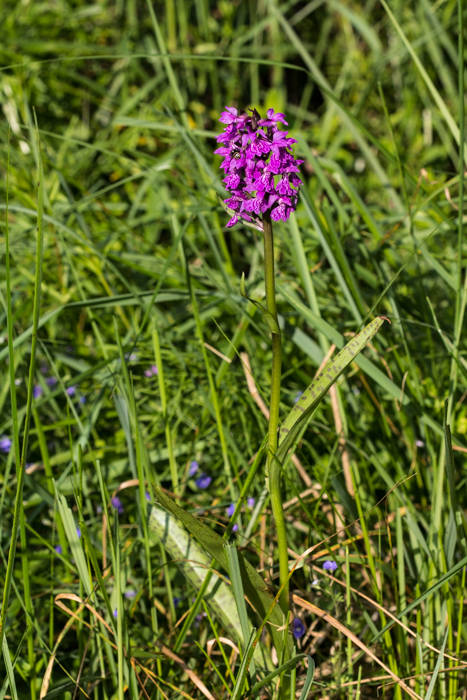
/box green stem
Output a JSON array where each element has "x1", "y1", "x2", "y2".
[{"x1": 263, "y1": 216, "x2": 289, "y2": 614}]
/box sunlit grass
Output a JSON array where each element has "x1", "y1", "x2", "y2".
[{"x1": 0, "y1": 0, "x2": 466, "y2": 698}]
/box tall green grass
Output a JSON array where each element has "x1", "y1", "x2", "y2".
[{"x1": 0, "y1": 1, "x2": 466, "y2": 698}]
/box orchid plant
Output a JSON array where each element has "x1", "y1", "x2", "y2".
[
  {"x1": 148, "y1": 107, "x2": 385, "y2": 696},
  {"x1": 216, "y1": 106, "x2": 303, "y2": 615}
]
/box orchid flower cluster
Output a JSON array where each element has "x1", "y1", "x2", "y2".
[{"x1": 215, "y1": 106, "x2": 303, "y2": 228}]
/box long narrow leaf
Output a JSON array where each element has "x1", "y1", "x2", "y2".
[{"x1": 277, "y1": 317, "x2": 387, "y2": 462}]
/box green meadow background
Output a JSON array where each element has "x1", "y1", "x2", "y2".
[{"x1": 0, "y1": 1, "x2": 466, "y2": 698}]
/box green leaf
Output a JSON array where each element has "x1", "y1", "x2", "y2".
[
  {"x1": 150, "y1": 507, "x2": 253, "y2": 650},
  {"x1": 424, "y1": 629, "x2": 448, "y2": 700},
  {"x1": 277, "y1": 316, "x2": 387, "y2": 463},
  {"x1": 149, "y1": 488, "x2": 293, "y2": 657},
  {"x1": 248, "y1": 653, "x2": 309, "y2": 696}
]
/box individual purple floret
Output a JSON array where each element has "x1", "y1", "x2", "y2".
[
  {"x1": 292, "y1": 617, "x2": 306, "y2": 640},
  {"x1": 226, "y1": 503, "x2": 235, "y2": 517},
  {"x1": 0, "y1": 437, "x2": 12, "y2": 453},
  {"x1": 247, "y1": 497, "x2": 255, "y2": 509},
  {"x1": 66, "y1": 385, "x2": 76, "y2": 396},
  {"x1": 54, "y1": 544, "x2": 63, "y2": 555},
  {"x1": 195, "y1": 473, "x2": 212, "y2": 489},
  {"x1": 215, "y1": 106, "x2": 302, "y2": 228},
  {"x1": 322, "y1": 560, "x2": 338, "y2": 572}
]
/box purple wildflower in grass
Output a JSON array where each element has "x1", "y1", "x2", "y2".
[
  {"x1": 292, "y1": 617, "x2": 306, "y2": 640},
  {"x1": 195, "y1": 473, "x2": 212, "y2": 489},
  {"x1": 45, "y1": 376, "x2": 58, "y2": 387},
  {"x1": 232, "y1": 523, "x2": 239, "y2": 533},
  {"x1": 0, "y1": 437, "x2": 12, "y2": 453},
  {"x1": 322, "y1": 560, "x2": 337, "y2": 572},
  {"x1": 195, "y1": 612, "x2": 206, "y2": 625},
  {"x1": 173, "y1": 596, "x2": 181, "y2": 608},
  {"x1": 226, "y1": 503, "x2": 235, "y2": 517},
  {"x1": 111, "y1": 496, "x2": 124, "y2": 514},
  {"x1": 124, "y1": 589, "x2": 136, "y2": 599},
  {"x1": 215, "y1": 106, "x2": 302, "y2": 228},
  {"x1": 294, "y1": 391, "x2": 303, "y2": 403},
  {"x1": 66, "y1": 385, "x2": 76, "y2": 397},
  {"x1": 188, "y1": 460, "x2": 199, "y2": 476},
  {"x1": 247, "y1": 497, "x2": 255, "y2": 509},
  {"x1": 145, "y1": 491, "x2": 151, "y2": 502},
  {"x1": 76, "y1": 527, "x2": 81, "y2": 539},
  {"x1": 54, "y1": 545, "x2": 62, "y2": 555},
  {"x1": 33, "y1": 385, "x2": 43, "y2": 399},
  {"x1": 144, "y1": 365, "x2": 158, "y2": 377},
  {"x1": 113, "y1": 608, "x2": 118, "y2": 618},
  {"x1": 79, "y1": 395, "x2": 86, "y2": 404},
  {"x1": 415, "y1": 439, "x2": 425, "y2": 448}
]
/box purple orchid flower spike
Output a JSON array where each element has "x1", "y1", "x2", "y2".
[{"x1": 215, "y1": 106, "x2": 302, "y2": 228}]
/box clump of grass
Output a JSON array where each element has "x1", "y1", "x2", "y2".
[{"x1": 1, "y1": 1, "x2": 466, "y2": 698}]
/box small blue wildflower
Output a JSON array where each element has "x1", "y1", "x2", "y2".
[
  {"x1": 292, "y1": 617, "x2": 306, "y2": 640},
  {"x1": 145, "y1": 491, "x2": 151, "y2": 502},
  {"x1": 322, "y1": 560, "x2": 337, "y2": 572},
  {"x1": 195, "y1": 473, "x2": 212, "y2": 489},
  {"x1": 66, "y1": 385, "x2": 76, "y2": 397},
  {"x1": 232, "y1": 523, "x2": 239, "y2": 532},
  {"x1": 45, "y1": 376, "x2": 58, "y2": 387},
  {"x1": 76, "y1": 527, "x2": 81, "y2": 539},
  {"x1": 247, "y1": 497, "x2": 255, "y2": 509},
  {"x1": 113, "y1": 608, "x2": 118, "y2": 618},
  {"x1": 173, "y1": 596, "x2": 181, "y2": 608},
  {"x1": 0, "y1": 437, "x2": 12, "y2": 453},
  {"x1": 79, "y1": 395, "x2": 86, "y2": 404},
  {"x1": 189, "y1": 460, "x2": 199, "y2": 476},
  {"x1": 226, "y1": 503, "x2": 235, "y2": 517},
  {"x1": 124, "y1": 589, "x2": 136, "y2": 599},
  {"x1": 111, "y1": 496, "x2": 124, "y2": 514},
  {"x1": 294, "y1": 391, "x2": 303, "y2": 403},
  {"x1": 54, "y1": 545, "x2": 62, "y2": 555},
  {"x1": 33, "y1": 385, "x2": 43, "y2": 399}
]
